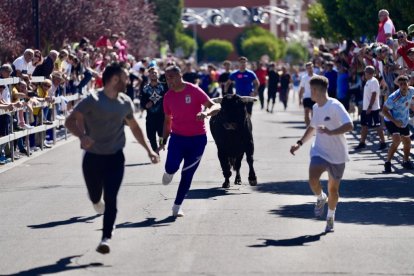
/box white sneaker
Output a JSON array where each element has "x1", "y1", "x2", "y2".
[
  {"x1": 172, "y1": 204, "x2": 184, "y2": 217},
  {"x1": 93, "y1": 201, "x2": 105, "y2": 215},
  {"x1": 43, "y1": 140, "x2": 53, "y2": 148},
  {"x1": 162, "y1": 172, "x2": 174, "y2": 185},
  {"x1": 30, "y1": 146, "x2": 40, "y2": 152},
  {"x1": 96, "y1": 238, "x2": 110, "y2": 254},
  {"x1": 55, "y1": 114, "x2": 65, "y2": 120}
]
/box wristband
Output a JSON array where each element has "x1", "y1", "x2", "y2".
[{"x1": 296, "y1": 140, "x2": 303, "y2": 146}]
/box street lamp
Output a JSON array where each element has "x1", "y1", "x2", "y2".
[{"x1": 182, "y1": 10, "x2": 209, "y2": 64}]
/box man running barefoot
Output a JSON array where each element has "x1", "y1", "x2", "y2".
[{"x1": 290, "y1": 76, "x2": 353, "y2": 232}]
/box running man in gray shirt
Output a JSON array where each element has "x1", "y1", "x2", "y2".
[{"x1": 65, "y1": 62, "x2": 159, "y2": 254}]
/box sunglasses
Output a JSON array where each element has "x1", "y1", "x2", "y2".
[{"x1": 397, "y1": 36, "x2": 404, "y2": 39}]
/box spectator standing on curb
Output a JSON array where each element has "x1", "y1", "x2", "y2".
[
  {"x1": 355, "y1": 66, "x2": 387, "y2": 150},
  {"x1": 395, "y1": 31, "x2": 414, "y2": 70},
  {"x1": 376, "y1": 9, "x2": 395, "y2": 44},
  {"x1": 65, "y1": 62, "x2": 159, "y2": 254},
  {"x1": 299, "y1": 62, "x2": 318, "y2": 126},
  {"x1": 382, "y1": 75, "x2": 414, "y2": 173},
  {"x1": 290, "y1": 75, "x2": 353, "y2": 233},
  {"x1": 158, "y1": 65, "x2": 220, "y2": 217}
]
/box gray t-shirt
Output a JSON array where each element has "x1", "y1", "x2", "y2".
[{"x1": 74, "y1": 90, "x2": 134, "y2": 155}]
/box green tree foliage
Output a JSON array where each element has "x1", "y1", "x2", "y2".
[
  {"x1": 309, "y1": 0, "x2": 414, "y2": 40},
  {"x1": 175, "y1": 31, "x2": 195, "y2": 58},
  {"x1": 242, "y1": 36, "x2": 284, "y2": 61},
  {"x1": 202, "y1": 39, "x2": 234, "y2": 61},
  {"x1": 285, "y1": 42, "x2": 309, "y2": 65},
  {"x1": 306, "y1": 2, "x2": 334, "y2": 39},
  {"x1": 235, "y1": 26, "x2": 276, "y2": 57},
  {"x1": 150, "y1": 0, "x2": 183, "y2": 49},
  {"x1": 236, "y1": 26, "x2": 285, "y2": 61}
]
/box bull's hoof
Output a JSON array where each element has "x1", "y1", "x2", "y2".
[
  {"x1": 222, "y1": 181, "x2": 230, "y2": 188},
  {"x1": 249, "y1": 178, "x2": 257, "y2": 186},
  {"x1": 234, "y1": 177, "x2": 242, "y2": 185}
]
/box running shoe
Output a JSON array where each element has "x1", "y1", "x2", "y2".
[
  {"x1": 325, "y1": 216, "x2": 335, "y2": 232},
  {"x1": 384, "y1": 161, "x2": 392, "y2": 173},
  {"x1": 402, "y1": 161, "x2": 414, "y2": 170},
  {"x1": 172, "y1": 204, "x2": 184, "y2": 217},
  {"x1": 96, "y1": 238, "x2": 110, "y2": 254},
  {"x1": 162, "y1": 172, "x2": 174, "y2": 185},
  {"x1": 314, "y1": 195, "x2": 327, "y2": 218}
]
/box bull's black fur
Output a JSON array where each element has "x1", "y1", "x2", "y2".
[{"x1": 209, "y1": 94, "x2": 257, "y2": 188}]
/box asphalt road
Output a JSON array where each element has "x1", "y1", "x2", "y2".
[{"x1": 0, "y1": 99, "x2": 413, "y2": 276}]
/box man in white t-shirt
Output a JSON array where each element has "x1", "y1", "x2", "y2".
[
  {"x1": 355, "y1": 66, "x2": 386, "y2": 150},
  {"x1": 299, "y1": 62, "x2": 318, "y2": 126},
  {"x1": 12, "y1": 49, "x2": 34, "y2": 79},
  {"x1": 290, "y1": 75, "x2": 353, "y2": 233}
]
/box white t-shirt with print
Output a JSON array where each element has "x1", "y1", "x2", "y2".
[
  {"x1": 299, "y1": 73, "x2": 317, "y2": 99},
  {"x1": 310, "y1": 98, "x2": 352, "y2": 164},
  {"x1": 363, "y1": 77, "x2": 381, "y2": 111}
]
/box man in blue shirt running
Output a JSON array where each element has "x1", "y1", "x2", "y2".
[
  {"x1": 224, "y1": 56, "x2": 259, "y2": 116},
  {"x1": 382, "y1": 75, "x2": 414, "y2": 173}
]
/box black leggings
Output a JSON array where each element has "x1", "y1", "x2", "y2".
[{"x1": 82, "y1": 150, "x2": 125, "y2": 239}]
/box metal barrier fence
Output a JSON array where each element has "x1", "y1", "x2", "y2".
[{"x1": 0, "y1": 77, "x2": 82, "y2": 162}]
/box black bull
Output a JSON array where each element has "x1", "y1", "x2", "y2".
[{"x1": 209, "y1": 94, "x2": 257, "y2": 188}]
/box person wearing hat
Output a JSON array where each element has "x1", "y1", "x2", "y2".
[{"x1": 382, "y1": 75, "x2": 414, "y2": 172}]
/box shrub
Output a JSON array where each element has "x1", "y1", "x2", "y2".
[{"x1": 202, "y1": 39, "x2": 234, "y2": 61}]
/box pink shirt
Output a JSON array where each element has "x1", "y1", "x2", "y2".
[{"x1": 163, "y1": 82, "x2": 210, "y2": 136}]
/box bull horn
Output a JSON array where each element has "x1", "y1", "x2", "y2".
[
  {"x1": 240, "y1": 96, "x2": 257, "y2": 103},
  {"x1": 211, "y1": 97, "x2": 223, "y2": 103}
]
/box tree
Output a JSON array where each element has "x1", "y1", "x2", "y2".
[
  {"x1": 202, "y1": 39, "x2": 234, "y2": 62},
  {"x1": 311, "y1": 0, "x2": 414, "y2": 41},
  {"x1": 307, "y1": 2, "x2": 334, "y2": 39},
  {"x1": 0, "y1": 0, "x2": 158, "y2": 60},
  {"x1": 175, "y1": 32, "x2": 195, "y2": 58},
  {"x1": 235, "y1": 26, "x2": 276, "y2": 57},
  {"x1": 150, "y1": 0, "x2": 183, "y2": 50},
  {"x1": 242, "y1": 36, "x2": 283, "y2": 61},
  {"x1": 285, "y1": 42, "x2": 309, "y2": 65}
]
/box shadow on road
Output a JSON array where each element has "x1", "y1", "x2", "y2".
[
  {"x1": 256, "y1": 176, "x2": 414, "y2": 199},
  {"x1": 269, "y1": 201, "x2": 414, "y2": 226},
  {"x1": 249, "y1": 232, "x2": 327, "y2": 248},
  {"x1": 254, "y1": 177, "x2": 414, "y2": 226},
  {"x1": 186, "y1": 187, "x2": 250, "y2": 200},
  {"x1": 2, "y1": 255, "x2": 105, "y2": 276},
  {"x1": 117, "y1": 216, "x2": 176, "y2": 229},
  {"x1": 27, "y1": 214, "x2": 100, "y2": 229}
]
